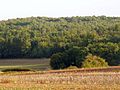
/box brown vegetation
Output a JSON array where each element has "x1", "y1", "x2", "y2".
[{"x1": 0, "y1": 66, "x2": 120, "y2": 90}]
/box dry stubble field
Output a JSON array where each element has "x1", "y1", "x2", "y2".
[{"x1": 0, "y1": 67, "x2": 120, "y2": 90}]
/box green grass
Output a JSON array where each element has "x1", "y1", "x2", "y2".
[{"x1": 0, "y1": 59, "x2": 50, "y2": 71}]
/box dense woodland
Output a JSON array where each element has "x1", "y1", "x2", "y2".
[{"x1": 0, "y1": 16, "x2": 120, "y2": 66}]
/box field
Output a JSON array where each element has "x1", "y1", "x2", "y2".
[
  {"x1": 0, "y1": 66, "x2": 120, "y2": 90},
  {"x1": 0, "y1": 59, "x2": 50, "y2": 71},
  {"x1": 0, "y1": 59, "x2": 120, "y2": 90}
]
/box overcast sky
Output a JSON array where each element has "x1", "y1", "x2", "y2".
[{"x1": 0, "y1": 0, "x2": 120, "y2": 20}]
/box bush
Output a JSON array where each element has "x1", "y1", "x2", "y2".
[
  {"x1": 82, "y1": 54, "x2": 108, "y2": 68},
  {"x1": 50, "y1": 52, "x2": 69, "y2": 69},
  {"x1": 1, "y1": 68, "x2": 33, "y2": 72},
  {"x1": 50, "y1": 46, "x2": 89, "y2": 69},
  {"x1": 65, "y1": 66, "x2": 78, "y2": 69},
  {"x1": 66, "y1": 46, "x2": 88, "y2": 67},
  {"x1": 88, "y1": 42, "x2": 120, "y2": 66}
]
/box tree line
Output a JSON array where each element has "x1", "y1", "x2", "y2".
[
  {"x1": 50, "y1": 46, "x2": 108, "y2": 69},
  {"x1": 0, "y1": 16, "x2": 120, "y2": 66}
]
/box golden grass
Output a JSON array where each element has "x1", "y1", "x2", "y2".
[{"x1": 0, "y1": 67, "x2": 120, "y2": 90}]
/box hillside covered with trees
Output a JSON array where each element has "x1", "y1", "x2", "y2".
[{"x1": 0, "y1": 16, "x2": 120, "y2": 66}]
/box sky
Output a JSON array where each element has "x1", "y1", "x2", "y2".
[{"x1": 0, "y1": 0, "x2": 120, "y2": 20}]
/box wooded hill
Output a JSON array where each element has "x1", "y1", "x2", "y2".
[{"x1": 0, "y1": 16, "x2": 120, "y2": 66}]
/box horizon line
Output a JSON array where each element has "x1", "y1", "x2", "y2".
[{"x1": 0, "y1": 15, "x2": 120, "y2": 21}]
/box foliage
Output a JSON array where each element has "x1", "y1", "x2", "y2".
[
  {"x1": 65, "y1": 46, "x2": 88, "y2": 67},
  {"x1": 0, "y1": 16, "x2": 120, "y2": 66},
  {"x1": 65, "y1": 66, "x2": 78, "y2": 69},
  {"x1": 50, "y1": 46, "x2": 88, "y2": 69},
  {"x1": 88, "y1": 42, "x2": 120, "y2": 65},
  {"x1": 50, "y1": 52, "x2": 68, "y2": 69},
  {"x1": 82, "y1": 54, "x2": 108, "y2": 68}
]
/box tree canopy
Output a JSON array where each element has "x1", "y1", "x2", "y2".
[{"x1": 0, "y1": 16, "x2": 120, "y2": 65}]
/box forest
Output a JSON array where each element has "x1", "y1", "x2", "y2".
[{"x1": 0, "y1": 16, "x2": 120, "y2": 66}]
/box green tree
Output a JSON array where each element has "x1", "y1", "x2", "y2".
[
  {"x1": 50, "y1": 52, "x2": 68, "y2": 69},
  {"x1": 88, "y1": 42, "x2": 120, "y2": 65},
  {"x1": 66, "y1": 46, "x2": 88, "y2": 67}
]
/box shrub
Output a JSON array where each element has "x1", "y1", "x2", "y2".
[
  {"x1": 1, "y1": 68, "x2": 32, "y2": 72},
  {"x1": 50, "y1": 46, "x2": 89, "y2": 69},
  {"x1": 66, "y1": 46, "x2": 88, "y2": 67},
  {"x1": 82, "y1": 54, "x2": 108, "y2": 68},
  {"x1": 50, "y1": 52, "x2": 69, "y2": 69},
  {"x1": 65, "y1": 66, "x2": 78, "y2": 69}
]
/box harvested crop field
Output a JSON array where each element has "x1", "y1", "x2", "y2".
[{"x1": 0, "y1": 67, "x2": 120, "y2": 90}]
